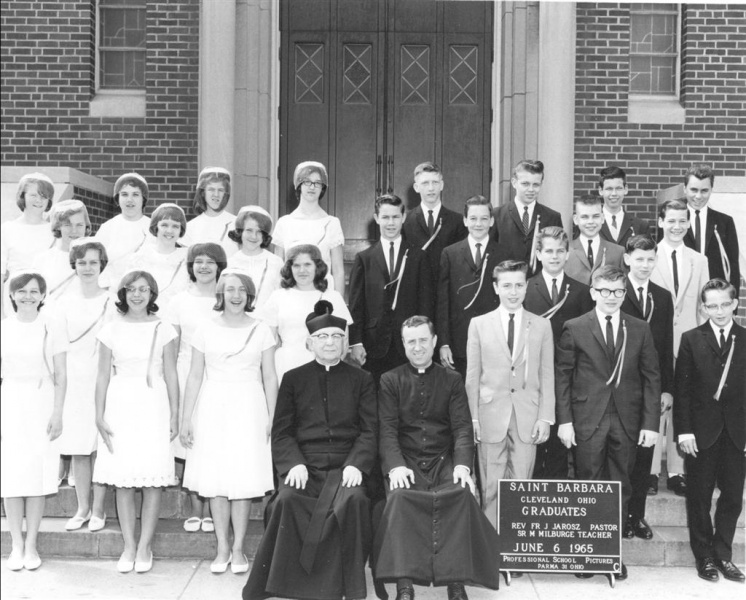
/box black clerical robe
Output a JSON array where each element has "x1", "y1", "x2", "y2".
[
  {"x1": 372, "y1": 363, "x2": 500, "y2": 589},
  {"x1": 243, "y1": 360, "x2": 378, "y2": 600}
]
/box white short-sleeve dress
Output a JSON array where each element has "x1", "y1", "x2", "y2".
[
  {"x1": 94, "y1": 214, "x2": 152, "y2": 288},
  {"x1": 1, "y1": 313, "x2": 67, "y2": 497},
  {"x1": 32, "y1": 246, "x2": 78, "y2": 304},
  {"x1": 183, "y1": 211, "x2": 239, "y2": 257},
  {"x1": 54, "y1": 291, "x2": 113, "y2": 456},
  {"x1": 93, "y1": 319, "x2": 177, "y2": 488},
  {"x1": 227, "y1": 250, "x2": 284, "y2": 311},
  {"x1": 182, "y1": 318, "x2": 275, "y2": 499},
  {"x1": 256, "y1": 287, "x2": 352, "y2": 381},
  {"x1": 125, "y1": 245, "x2": 190, "y2": 312}
]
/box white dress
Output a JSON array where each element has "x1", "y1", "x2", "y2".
[
  {"x1": 165, "y1": 291, "x2": 217, "y2": 459},
  {"x1": 272, "y1": 213, "x2": 345, "y2": 291},
  {"x1": 125, "y1": 245, "x2": 190, "y2": 312},
  {"x1": 92, "y1": 319, "x2": 177, "y2": 488},
  {"x1": 256, "y1": 287, "x2": 352, "y2": 381},
  {"x1": 54, "y1": 291, "x2": 113, "y2": 455},
  {"x1": 183, "y1": 211, "x2": 239, "y2": 257},
  {"x1": 32, "y1": 246, "x2": 78, "y2": 304},
  {"x1": 1, "y1": 314, "x2": 67, "y2": 497},
  {"x1": 183, "y1": 318, "x2": 275, "y2": 499},
  {"x1": 94, "y1": 214, "x2": 153, "y2": 288},
  {"x1": 227, "y1": 250, "x2": 284, "y2": 310}
]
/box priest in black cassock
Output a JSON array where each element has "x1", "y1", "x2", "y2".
[
  {"x1": 243, "y1": 301, "x2": 378, "y2": 600},
  {"x1": 372, "y1": 316, "x2": 500, "y2": 600}
]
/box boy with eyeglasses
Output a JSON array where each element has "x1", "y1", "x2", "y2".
[
  {"x1": 556, "y1": 266, "x2": 661, "y2": 581},
  {"x1": 674, "y1": 279, "x2": 745, "y2": 584},
  {"x1": 565, "y1": 195, "x2": 625, "y2": 286},
  {"x1": 492, "y1": 160, "x2": 563, "y2": 274},
  {"x1": 650, "y1": 199, "x2": 710, "y2": 497},
  {"x1": 596, "y1": 166, "x2": 650, "y2": 247}
]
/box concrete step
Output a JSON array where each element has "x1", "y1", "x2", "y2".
[
  {"x1": 644, "y1": 488, "x2": 746, "y2": 528},
  {"x1": 2, "y1": 518, "x2": 743, "y2": 567}
]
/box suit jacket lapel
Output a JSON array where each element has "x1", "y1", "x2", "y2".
[
  {"x1": 374, "y1": 242, "x2": 391, "y2": 283},
  {"x1": 704, "y1": 213, "x2": 716, "y2": 254},
  {"x1": 625, "y1": 280, "x2": 644, "y2": 318},
  {"x1": 702, "y1": 325, "x2": 723, "y2": 360},
  {"x1": 460, "y1": 240, "x2": 477, "y2": 271},
  {"x1": 534, "y1": 276, "x2": 552, "y2": 308},
  {"x1": 656, "y1": 252, "x2": 676, "y2": 302},
  {"x1": 512, "y1": 314, "x2": 529, "y2": 368},
  {"x1": 589, "y1": 313, "x2": 613, "y2": 365},
  {"x1": 600, "y1": 221, "x2": 614, "y2": 242},
  {"x1": 509, "y1": 202, "x2": 526, "y2": 235},
  {"x1": 492, "y1": 312, "x2": 512, "y2": 361},
  {"x1": 620, "y1": 213, "x2": 635, "y2": 240},
  {"x1": 572, "y1": 239, "x2": 591, "y2": 269},
  {"x1": 677, "y1": 249, "x2": 694, "y2": 302}
]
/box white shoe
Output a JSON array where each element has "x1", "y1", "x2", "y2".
[
  {"x1": 183, "y1": 517, "x2": 201, "y2": 532},
  {"x1": 231, "y1": 553, "x2": 249, "y2": 574},
  {"x1": 65, "y1": 511, "x2": 92, "y2": 531},
  {"x1": 117, "y1": 554, "x2": 135, "y2": 573},
  {"x1": 23, "y1": 553, "x2": 42, "y2": 571},
  {"x1": 134, "y1": 552, "x2": 153, "y2": 573},
  {"x1": 201, "y1": 517, "x2": 215, "y2": 532},
  {"x1": 7, "y1": 551, "x2": 24, "y2": 571},
  {"x1": 88, "y1": 514, "x2": 107, "y2": 532},
  {"x1": 211, "y1": 552, "x2": 232, "y2": 574}
]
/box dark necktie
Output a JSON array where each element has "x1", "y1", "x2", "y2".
[
  {"x1": 612, "y1": 214, "x2": 617, "y2": 229},
  {"x1": 389, "y1": 241, "x2": 395, "y2": 279},
  {"x1": 605, "y1": 315, "x2": 615, "y2": 357},
  {"x1": 474, "y1": 242, "x2": 482, "y2": 270},
  {"x1": 508, "y1": 313, "x2": 515, "y2": 354},
  {"x1": 637, "y1": 286, "x2": 645, "y2": 315},
  {"x1": 551, "y1": 278, "x2": 559, "y2": 305},
  {"x1": 720, "y1": 328, "x2": 726, "y2": 350},
  {"x1": 671, "y1": 250, "x2": 679, "y2": 296},
  {"x1": 427, "y1": 210, "x2": 434, "y2": 235},
  {"x1": 694, "y1": 210, "x2": 702, "y2": 253},
  {"x1": 522, "y1": 206, "x2": 530, "y2": 234},
  {"x1": 587, "y1": 239, "x2": 594, "y2": 268}
]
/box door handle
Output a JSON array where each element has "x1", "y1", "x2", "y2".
[
  {"x1": 387, "y1": 155, "x2": 394, "y2": 193},
  {"x1": 376, "y1": 155, "x2": 382, "y2": 195}
]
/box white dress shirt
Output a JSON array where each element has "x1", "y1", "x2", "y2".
[
  {"x1": 688, "y1": 205, "x2": 709, "y2": 254},
  {"x1": 579, "y1": 234, "x2": 601, "y2": 266},
  {"x1": 467, "y1": 234, "x2": 489, "y2": 265},
  {"x1": 382, "y1": 236, "x2": 403, "y2": 276},
  {"x1": 628, "y1": 274, "x2": 650, "y2": 314},
  {"x1": 541, "y1": 270, "x2": 565, "y2": 298},
  {"x1": 497, "y1": 305, "x2": 524, "y2": 360},
  {"x1": 603, "y1": 207, "x2": 624, "y2": 241},
  {"x1": 595, "y1": 308, "x2": 620, "y2": 344},
  {"x1": 514, "y1": 199, "x2": 535, "y2": 227}
]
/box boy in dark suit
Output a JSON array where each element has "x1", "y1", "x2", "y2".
[
  {"x1": 437, "y1": 195, "x2": 500, "y2": 379},
  {"x1": 524, "y1": 226, "x2": 593, "y2": 479},
  {"x1": 401, "y1": 162, "x2": 467, "y2": 291},
  {"x1": 492, "y1": 159, "x2": 563, "y2": 273},
  {"x1": 682, "y1": 163, "x2": 741, "y2": 290},
  {"x1": 556, "y1": 266, "x2": 661, "y2": 581},
  {"x1": 349, "y1": 194, "x2": 433, "y2": 384},
  {"x1": 674, "y1": 278, "x2": 746, "y2": 583},
  {"x1": 597, "y1": 166, "x2": 649, "y2": 247},
  {"x1": 621, "y1": 235, "x2": 675, "y2": 540},
  {"x1": 565, "y1": 195, "x2": 626, "y2": 286}
]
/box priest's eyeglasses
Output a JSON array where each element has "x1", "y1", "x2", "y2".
[
  {"x1": 594, "y1": 288, "x2": 626, "y2": 298},
  {"x1": 311, "y1": 333, "x2": 345, "y2": 341}
]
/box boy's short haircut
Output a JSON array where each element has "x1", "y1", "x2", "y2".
[
  {"x1": 413, "y1": 161, "x2": 442, "y2": 179},
  {"x1": 598, "y1": 166, "x2": 627, "y2": 188},
  {"x1": 463, "y1": 194, "x2": 491, "y2": 217},
  {"x1": 536, "y1": 226, "x2": 569, "y2": 251},
  {"x1": 684, "y1": 163, "x2": 715, "y2": 187},
  {"x1": 625, "y1": 234, "x2": 657, "y2": 255},
  {"x1": 575, "y1": 194, "x2": 604, "y2": 209},
  {"x1": 700, "y1": 277, "x2": 737, "y2": 303},
  {"x1": 512, "y1": 159, "x2": 544, "y2": 180},
  {"x1": 375, "y1": 193, "x2": 405, "y2": 215},
  {"x1": 658, "y1": 199, "x2": 689, "y2": 220},
  {"x1": 401, "y1": 315, "x2": 436, "y2": 336},
  {"x1": 492, "y1": 259, "x2": 528, "y2": 283},
  {"x1": 591, "y1": 265, "x2": 627, "y2": 287}
]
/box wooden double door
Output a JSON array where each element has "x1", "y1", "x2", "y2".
[{"x1": 280, "y1": 0, "x2": 494, "y2": 256}]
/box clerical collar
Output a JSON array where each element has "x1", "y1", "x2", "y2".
[
  {"x1": 407, "y1": 362, "x2": 435, "y2": 375},
  {"x1": 315, "y1": 358, "x2": 341, "y2": 371}
]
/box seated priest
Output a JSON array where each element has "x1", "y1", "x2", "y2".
[
  {"x1": 243, "y1": 301, "x2": 378, "y2": 600},
  {"x1": 372, "y1": 316, "x2": 500, "y2": 600}
]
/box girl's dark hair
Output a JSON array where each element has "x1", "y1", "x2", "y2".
[
  {"x1": 186, "y1": 243, "x2": 228, "y2": 282},
  {"x1": 193, "y1": 172, "x2": 231, "y2": 214},
  {"x1": 279, "y1": 244, "x2": 328, "y2": 292},
  {"x1": 69, "y1": 240, "x2": 109, "y2": 272},
  {"x1": 8, "y1": 272, "x2": 47, "y2": 312},
  {"x1": 115, "y1": 270, "x2": 160, "y2": 315},
  {"x1": 227, "y1": 210, "x2": 273, "y2": 248}
]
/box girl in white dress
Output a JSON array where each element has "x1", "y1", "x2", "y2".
[
  {"x1": 227, "y1": 205, "x2": 283, "y2": 310},
  {"x1": 1, "y1": 173, "x2": 56, "y2": 318},
  {"x1": 33, "y1": 199, "x2": 92, "y2": 305},
  {"x1": 93, "y1": 270, "x2": 179, "y2": 574},
  {"x1": 168, "y1": 242, "x2": 227, "y2": 533},
  {"x1": 181, "y1": 270, "x2": 277, "y2": 574},
  {"x1": 54, "y1": 240, "x2": 113, "y2": 533},
  {"x1": 273, "y1": 161, "x2": 346, "y2": 295},
  {"x1": 126, "y1": 203, "x2": 190, "y2": 312},
  {"x1": 183, "y1": 167, "x2": 238, "y2": 256},
  {"x1": 1, "y1": 272, "x2": 67, "y2": 571},
  {"x1": 257, "y1": 244, "x2": 351, "y2": 382},
  {"x1": 95, "y1": 173, "x2": 152, "y2": 289}
]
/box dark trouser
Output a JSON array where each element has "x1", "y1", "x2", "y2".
[
  {"x1": 532, "y1": 423, "x2": 570, "y2": 479},
  {"x1": 685, "y1": 432, "x2": 746, "y2": 561},
  {"x1": 628, "y1": 444, "x2": 654, "y2": 520}
]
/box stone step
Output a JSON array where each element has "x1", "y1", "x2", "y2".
[
  {"x1": 2, "y1": 518, "x2": 743, "y2": 567},
  {"x1": 644, "y1": 488, "x2": 746, "y2": 528}
]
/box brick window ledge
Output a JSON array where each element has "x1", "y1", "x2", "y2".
[
  {"x1": 628, "y1": 96, "x2": 685, "y2": 125},
  {"x1": 90, "y1": 89, "x2": 146, "y2": 118}
]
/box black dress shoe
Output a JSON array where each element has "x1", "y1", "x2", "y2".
[
  {"x1": 667, "y1": 474, "x2": 687, "y2": 496},
  {"x1": 395, "y1": 587, "x2": 415, "y2": 600},
  {"x1": 616, "y1": 563, "x2": 628, "y2": 580},
  {"x1": 632, "y1": 517, "x2": 653, "y2": 540},
  {"x1": 623, "y1": 518, "x2": 635, "y2": 539},
  {"x1": 446, "y1": 583, "x2": 468, "y2": 600},
  {"x1": 713, "y1": 559, "x2": 745, "y2": 582},
  {"x1": 696, "y1": 557, "x2": 719, "y2": 582},
  {"x1": 647, "y1": 474, "x2": 658, "y2": 496}
]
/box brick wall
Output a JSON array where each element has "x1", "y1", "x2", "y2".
[
  {"x1": 574, "y1": 3, "x2": 746, "y2": 215},
  {"x1": 0, "y1": 1, "x2": 200, "y2": 227}
]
